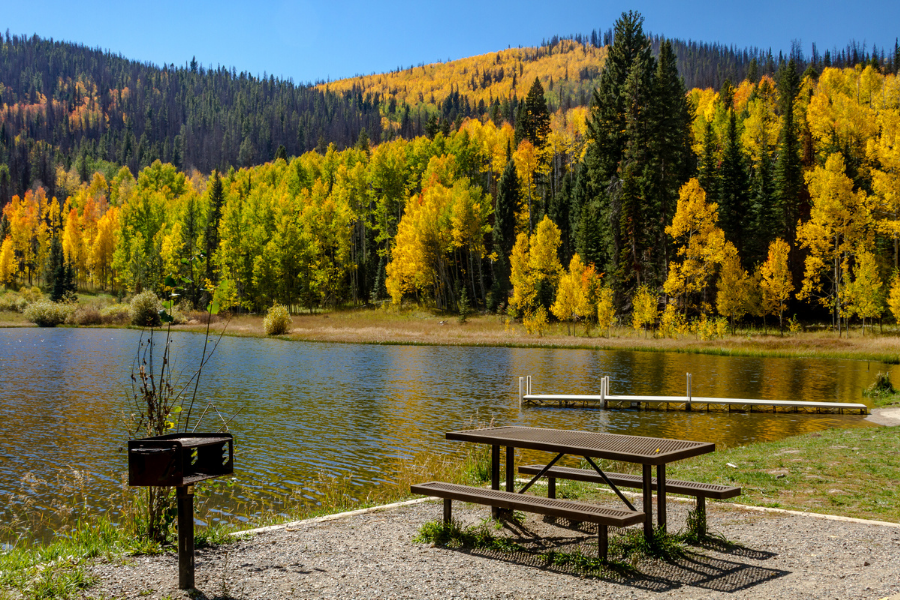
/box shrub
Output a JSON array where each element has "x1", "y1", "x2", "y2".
[
  {"x1": 0, "y1": 292, "x2": 23, "y2": 312},
  {"x1": 263, "y1": 304, "x2": 293, "y2": 335},
  {"x1": 100, "y1": 303, "x2": 132, "y2": 324},
  {"x1": 130, "y1": 291, "x2": 162, "y2": 327},
  {"x1": 70, "y1": 305, "x2": 102, "y2": 325},
  {"x1": 20, "y1": 286, "x2": 43, "y2": 303},
  {"x1": 24, "y1": 300, "x2": 75, "y2": 327}
]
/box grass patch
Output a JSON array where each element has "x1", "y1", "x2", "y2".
[{"x1": 664, "y1": 425, "x2": 900, "y2": 522}]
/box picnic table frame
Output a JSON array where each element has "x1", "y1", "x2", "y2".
[{"x1": 446, "y1": 426, "x2": 716, "y2": 541}]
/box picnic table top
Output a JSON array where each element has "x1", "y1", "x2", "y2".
[{"x1": 446, "y1": 426, "x2": 715, "y2": 466}]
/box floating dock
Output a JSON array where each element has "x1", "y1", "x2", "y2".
[{"x1": 517, "y1": 375, "x2": 869, "y2": 415}]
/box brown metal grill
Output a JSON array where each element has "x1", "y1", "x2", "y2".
[
  {"x1": 447, "y1": 426, "x2": 714, "y2": 465},
  {"x1": 128, "y1": 433, "x2": 233, "y2": 487},
  {"x1": 127, "y1": 432, "x2": 234, "y2": 590}
]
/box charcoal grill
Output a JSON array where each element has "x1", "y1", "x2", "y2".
[{"x1": 128, "y1": 433, "x2": 234, "y2": 589}]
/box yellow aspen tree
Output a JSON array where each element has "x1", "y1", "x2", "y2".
[
  {"x1": 513, "y1": 139, "x2": 539, "y2": 233},
  {"x1": 663, "y1": 179, "x2": 728, "y2": 313},
  {"x1": 62, "y1": 208, "x2": 86, "y2": 284},
  {"x1": 551, "y1": 253, "x2": 594, "y2": 336},
  {"x1": 508, "y1": 216, "x2": 562, "y2": 320},
  {"x1": 797, "y1": 153, "x2": 872, "y2": 335},
  {"x1": 0, "y1": 237, "x2": 15, "y2": 285},
  {"x1": 716, "y1": 242, "x2": 750, "y2": 333},
  {"x1": 887, "y1": 272, "x2": 900, "y2": 324},
  {"x1": 844, "y1": 249, "x2": 884, "y2": 334},
  {"x1": 631, "y1": 284, "x2": 658, "y2": 337},
  {"x1": 90, "y1": 206, "x2": 119, "y2": 290},
  {"x1": 596, "y1": 285, "x2": 616, "y2": 337},
  {"x1": 867, "y1": 110, "x2": 900, "y2": 268},
  {"x1": 759, "y1": 238, "x2": 795, "y2": 334}
]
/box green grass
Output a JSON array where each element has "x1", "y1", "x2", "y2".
[{"x1": 665, "y1": 426, "x2": 900, "y2": 522}]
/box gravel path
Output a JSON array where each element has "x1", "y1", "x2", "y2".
[{"x1": 87, "y1": 494, "x2": 900, "y2": 600}]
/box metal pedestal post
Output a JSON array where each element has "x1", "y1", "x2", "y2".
[{"x1": 177, "y1": 485, "x2": 195, "y2": 590}]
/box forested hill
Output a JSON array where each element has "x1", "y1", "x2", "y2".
[
  {"x1": 1, "y1": 29, "x2": 897, "y2": 208},
  {"x1": 0, "y1": 33, "x2": 386, "y2": 203}
]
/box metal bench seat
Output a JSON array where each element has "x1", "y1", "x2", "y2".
[
  {"x1": 411, "y1": 481, "x2": 644, "y2": 560},
  {"x1": 518, "y1": 465, "x2": 741, "y2": 535}
]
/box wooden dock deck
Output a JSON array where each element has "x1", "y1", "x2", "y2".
[{"x1": 517, "y1": 376, "x2": 869, "y2": 415}]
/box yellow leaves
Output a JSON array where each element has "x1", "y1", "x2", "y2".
[
  {"x1": 807, "y1": 67, "x2": 879, "y2": 164},
  {"x1": 759, "y1": 238, "x2": 794, "y2": 320},
  {"x1": 716, "y1": 242, "x2": 751, "y2": 323},
  {"x1": 888, "y1": 273, "x2": 900, "y2": 324},
  {"x1": 798, "y1": 153, "x2": 873, "y2": 313},
  {"x1": 842, "y1": 249, "x2": 883, "y2": 323},
  {"x1": 386, "y1": 171, "x2": 490, "y2": 305},
  {"x1": 664, "y1": 179, "x2": 728, "y2": 309},
  {"x1": 551, "y1": 253, "x2": 599, "y2": 334},
  {"x1": 595, "y1": 286, "x2": 616, "y2": 335},
  {"x1": 0, "y1": 237, "x2": 14, "y2": 284},
  {"x1": 741, "y1": 76, "x2": 781, "y2": 162},
  {"x1": 631, "y1": 285, "x2": 658, "y2": 334},
  {"x1": 508, "y1": 216, "x2": 562, "y2": 318}
]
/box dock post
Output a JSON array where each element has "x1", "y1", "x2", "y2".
[
  {"x1": 518, "y1": 377, "x2": 523, "y2": 407},
  {"x1": 686, "y1": 373, "x2": 692, "y2": 412},
  {"x1": 527, "y1": 376, "x2": 532, "y2": 395},
  {"x1": 601, "y1": 376, "x2": 607, "y2": 410}
]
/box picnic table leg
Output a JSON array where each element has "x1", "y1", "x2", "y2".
[
  {"x1": 642, "y1": 464, "x2": 653, "y2": 542},
  {"x1": 491, "y1": 444, "x2": 500, "y2": 518},
  {"x1": 657, "y1": 464, "x2": 667, "y2": 533},
  {"x1": 505, "y1": 446, "x2": 515, "y2": 492}
]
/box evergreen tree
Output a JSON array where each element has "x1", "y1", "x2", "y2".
[
  {"x1": 646, "y1": 38, "x2": 695, "y2": 282},
  {"x1": 774, "y1": 59, "x2": 803, "y2": 247},
  {"x1": 522, "y1": 77, "x2": 551, "y2": 151},
  {"x1": 491, "y1": 159, "x2": 521, "y2": 302},
  {"x1": 205, "y1": 170, "x2": 225, "y2": 283},
  {"x1": 718, "y1": 107, "x2": 751, "y2": 256},
  {"x1": 584, "y1": 10, "x2": 654, "y2": 282},
  {"x1": 47, "y1": 236, "x2": 76, "y2": 302},
  {"x1": 698, "y1": 120, "x2": 718, "y2": 200},
  {"x1": 748, "y1": 145, "x2": 777, "y2": 265}
]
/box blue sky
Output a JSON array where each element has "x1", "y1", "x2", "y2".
[{"x1": 6, "y1": 0, "x2": 899, "y2": 83}]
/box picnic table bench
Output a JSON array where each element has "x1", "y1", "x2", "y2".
[
  {"x1": 410, "y1": 481, "x2": 644, "y2": 560},
  {"x1": 518, "y1": 464, "x2": 741, "y2": 535}
]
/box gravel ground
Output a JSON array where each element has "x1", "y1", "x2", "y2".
[{"x1": 86, "y1": 493, "x2": 900, "y2": 600}]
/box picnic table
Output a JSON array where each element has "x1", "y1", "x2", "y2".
[{"x1": 445, "y1": 426, "x2": 718, "y2": 541}]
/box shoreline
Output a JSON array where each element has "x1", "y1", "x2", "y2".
[{"x1": 3, "y1": 308, "x2": 900, "y2": 364}]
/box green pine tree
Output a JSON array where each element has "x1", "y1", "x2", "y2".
[
  {"x1": 718, "y1": 107, "x2": 751, "y2": 257},
  {"x1": 774, "y1": 59, "x2": 803, "y2": 247}
]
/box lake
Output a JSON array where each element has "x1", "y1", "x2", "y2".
[{"x1": 0, "y1": 327, "x2": 889, "y2": 542}]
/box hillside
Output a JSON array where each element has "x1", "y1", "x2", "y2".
[{"x1": 319, "y1": 40, "x2": 607, "y2": 120}]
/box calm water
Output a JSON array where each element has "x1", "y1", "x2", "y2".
[{"x1": 0, "y1": 328, "x2": 891, "y2": 541}]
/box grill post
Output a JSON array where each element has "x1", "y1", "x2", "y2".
[{"x1": 177, "y1": 485, "x2": 195, "y2": 590}]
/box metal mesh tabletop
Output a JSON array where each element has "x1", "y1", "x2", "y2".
[{"x1": 447, "y1": 426, "x2": 714, "y2": 465}]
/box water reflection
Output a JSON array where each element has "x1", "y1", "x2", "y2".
[{"x1": 0, "y1": 328, "x2": 890, "y2": 540}]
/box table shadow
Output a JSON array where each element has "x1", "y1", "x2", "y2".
[{"x1": 445, "y1": 518, "x2": 789, "y2": 594}]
